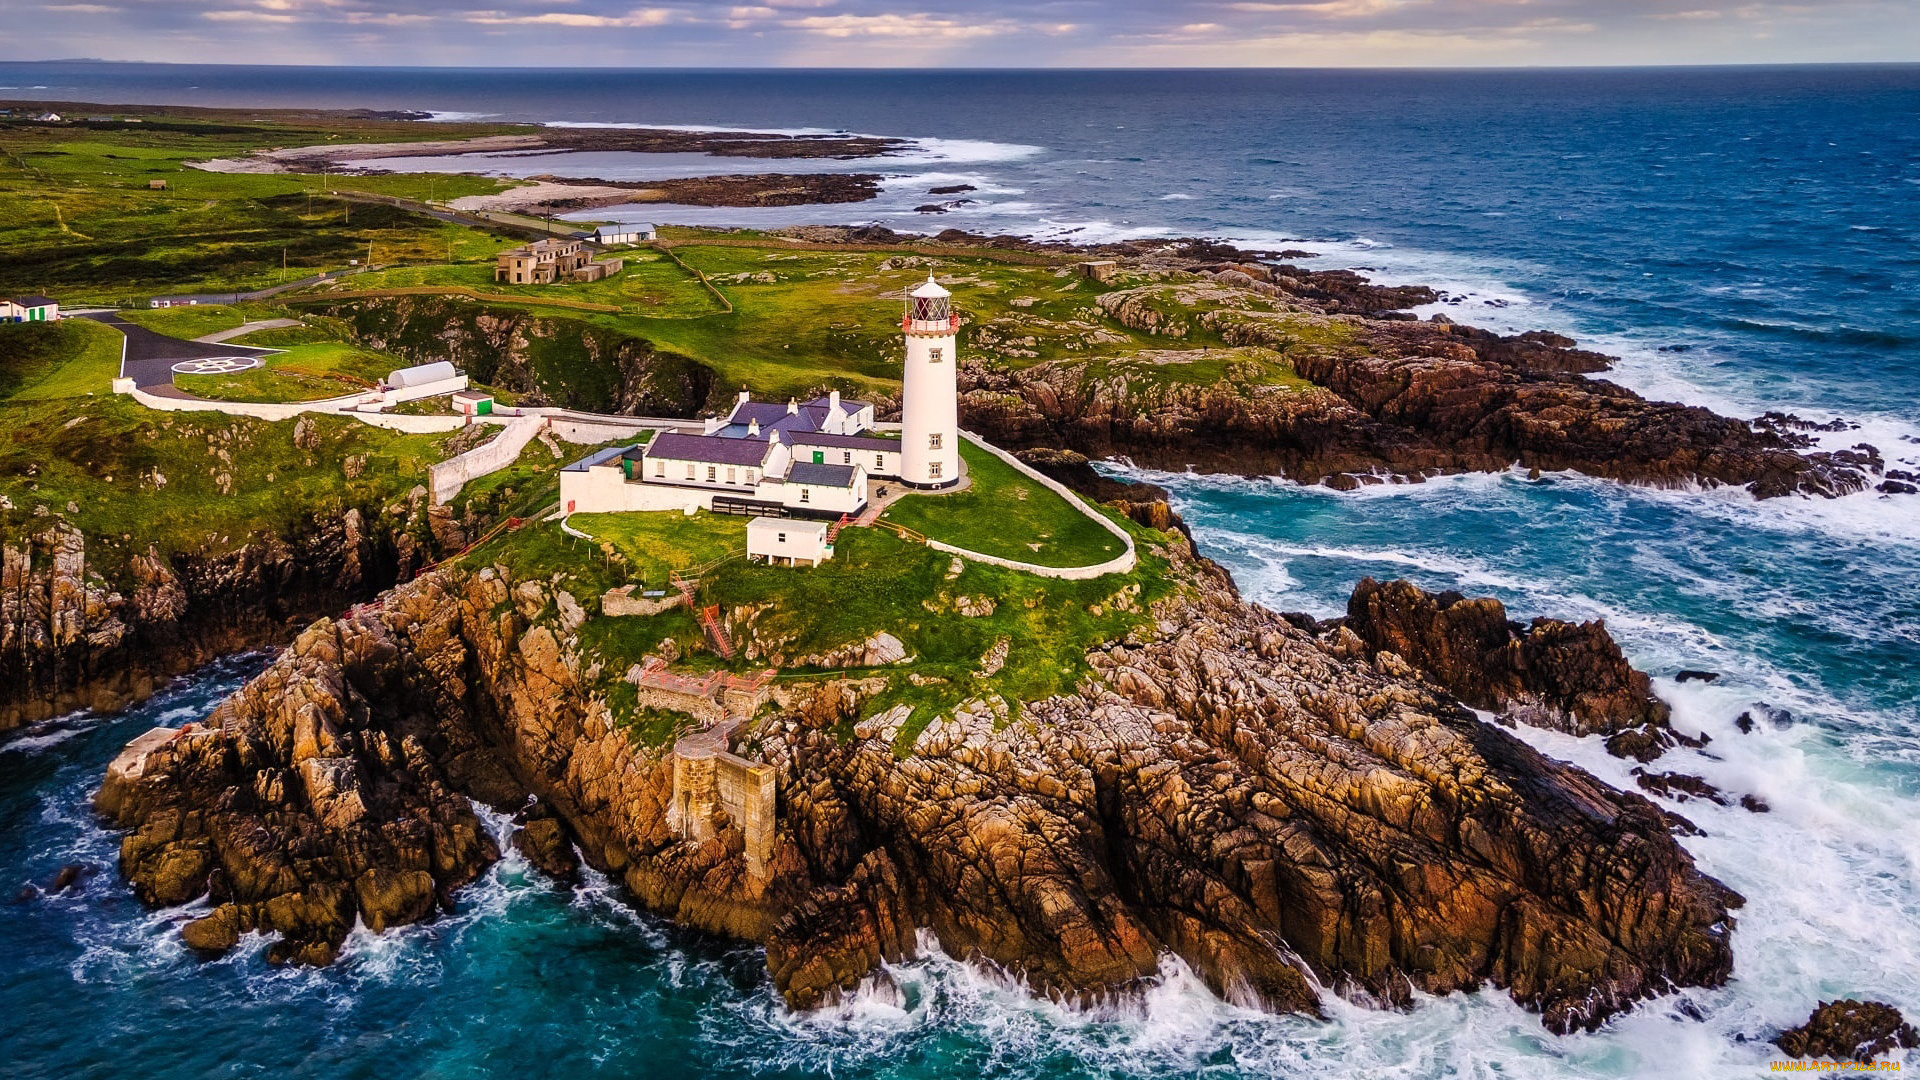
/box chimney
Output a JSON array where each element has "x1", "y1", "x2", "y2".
[
  {"x1": 829, "y1": 389, "x2": 841, "y2": 413},
  {"x1": 703, "y1": 416, "x2": 720, "y2": 435},
  {"x1": 738, "y1": 387, "x2": 750, "y2": 405},
  {"x1": 786, "y1": 397, "x2": 798, "y2": 415},
  {"x1": 748, "y1": 418, "x2": 760, "y2": 437}
]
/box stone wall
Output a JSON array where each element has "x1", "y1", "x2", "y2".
[{"x1": 670, "y1": 746, "x2": 777, "y2": 879}]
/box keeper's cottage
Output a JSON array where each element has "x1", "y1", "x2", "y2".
[{"x1": 560, "y1": 275, "x2": 962, "y2": 520}]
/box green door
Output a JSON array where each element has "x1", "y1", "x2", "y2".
[
  {"x1": 812, "y1": 451, "x2": 824, "y2": 463},
  {"x1": 476, "y1": 398, "x2": 492, "y2": 416}
]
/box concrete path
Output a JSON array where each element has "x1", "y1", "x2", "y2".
[
  {"x1": 195, "y1": 318, "x2": 300, "y2": 344},
  {"x1": 80, "y1": 312, "x2": 277, "y2": 390}
]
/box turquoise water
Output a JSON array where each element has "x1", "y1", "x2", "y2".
[{"x1": 1, "y1": 65, "x2": 1917, "y2": 1077}]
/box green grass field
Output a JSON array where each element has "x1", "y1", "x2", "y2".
[
  {"x1": 174, "y1": 341, "x2": 394, "y2": 403},
  {"x1": 0, "y1": 312, "x2": 473, "y2": 576},
  {"x1": 0, "y1": 115, "x2": 518, "y2": 303},
  {"x1": 881, "y1": 440, "x2": 1126, "y2": 568},
  {"x1": 0, "y1": 319, "x2": 123, "y2": 401},
  {"x1": 119, "y1": 304, "x2": 247, "y2": 339},
  {"x1": 568, "y1": 509, "x2": 746, "y2": 587},
  {"x1": 344, "y1": 250, "x2": 722, "y2": 318}
]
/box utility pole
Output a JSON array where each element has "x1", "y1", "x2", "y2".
[{"x1": 282, "y1": 247, "x2": 287, "y2": 283}]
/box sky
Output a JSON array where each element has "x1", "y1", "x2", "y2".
[{"x1": 4, "y1": 0, "x2": 1917, "y2": 67}]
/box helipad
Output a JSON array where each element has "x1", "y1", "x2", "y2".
[{"x1": 171, "y1": 356, "x2": 264, "y2": 375}]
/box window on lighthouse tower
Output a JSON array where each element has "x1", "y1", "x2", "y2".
[
  {"x1": 929, "y1": 347, "x2": 943, "y2": 362},
  {"x1": 929, "y1": 433, "x2": 943, "y2": 450}
]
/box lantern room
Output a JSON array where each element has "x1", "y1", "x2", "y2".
[{"x1": 904, "y1": 275, "x2": 955, "y2": 334}]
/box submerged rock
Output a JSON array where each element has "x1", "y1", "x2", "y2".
[{"x1": 1775, "y1": 1000, "x2": 1919, "y2": 1062}]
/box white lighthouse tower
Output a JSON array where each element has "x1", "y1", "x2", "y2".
[{"x1": 899, "y1": 274, "x2": 960, "y2": 489}]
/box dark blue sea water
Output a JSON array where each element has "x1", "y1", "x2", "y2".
[{"x1": 2, "y1": 64, "x2": 1917, "y2": 1078}]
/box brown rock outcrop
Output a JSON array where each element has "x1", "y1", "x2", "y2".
[
  {"x1": 1, "y1": 504, "x2": 447, "y2": 732},
  {"x1": 1340, "y1": 577, "x2": 1670, "y2": 737},
  {"x1": 102, "y1": 538, "x2": 1739, "y2": 1035},
  {"x1": 94, "y1": 610, "x2": 502, "y2": 965},
  {"x1": 955, "y1": 265, "x2": 1879, "y2": 499},
  {"x1": 1775, "y1": 1000, "x2": 1919, "y2": 1062}
]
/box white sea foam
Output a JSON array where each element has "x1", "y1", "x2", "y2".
[
  {"x1": 889, "y1": 137, "x2": 1045, "y2": 165},
  {"x1": 542, "y1": 120, "x2": 858, "y2": 138}
]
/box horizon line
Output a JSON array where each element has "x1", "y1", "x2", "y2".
[{"x1": 4, "y1": 58, "x2": 1920, "y2": 72}]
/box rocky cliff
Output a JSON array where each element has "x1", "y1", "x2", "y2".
[
  {"x1": 957, "y1": 267, "x2": 1882, "y2": 499},
  {"x1": 98, "y1": 529, "x2": 1740, "y2": 1035},
  {"x1": 302, "y1": 296, "x2": 715, "y2": 416},
  {"x1": 1, "y1": 495, "x2": 457, "y2": 732}
]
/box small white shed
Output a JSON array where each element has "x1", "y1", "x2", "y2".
[
  {"x1": 593, "y1": 223, "x2": 656, "y2": 246},
  {"x1": 746, "y1": 516, "x2": 832, "y2": 567},
  {"x1": 380, "y1": 360, "x2": 469, "y2": 406},
  {"x1": 388, "y1": 361, "x2": 459, "y2": 389}
]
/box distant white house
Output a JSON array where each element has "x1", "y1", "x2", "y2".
[
  {"x1": 746, "y1": 516, "x2": 832, "y2": 567},
  {"x1": 592, "y1": 223, "x2": 656, "y2": 246},
  {"x1": 1, "y1": 296, "x2": 59, "y2": 323}
]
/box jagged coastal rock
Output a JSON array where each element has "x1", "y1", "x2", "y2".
[
  {"x1": 1775, "y1": 1000, "x2": 1919, "y2": 1062},
  {"x1": 98, "y1": 530, "x2": 1740, "y2": 1035},
  {"x1": 1338, "y1": 577, "x2": 1670, "y2": 737},
  {"x1": 955, "y1": 257, "x2": 1883, "y2": 499},
  {"x1": 1, "y1": 504, "x2": 456, "y2": 732}
]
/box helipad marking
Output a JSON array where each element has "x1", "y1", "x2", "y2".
[{"x1": 171, "y1": 356, "x2": 263, "y2": 375}]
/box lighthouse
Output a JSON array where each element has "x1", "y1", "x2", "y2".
[{"x1": 899, "y1": 274, "x2": 960, "y2": 489}]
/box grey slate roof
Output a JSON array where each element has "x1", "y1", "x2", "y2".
[
  {"x1": 790, "y1": 431, "x2": 901, "y2": 452},
  {"x1": 562, "y1": 445, "x2": 632, "y2": 472},
  {"x1": 13, "y1": 296, "x2": 57, "y2": 307},
  {"x1": 648, "y1": 432, "x2": 773, "y2": 466},
  {"x1": 786, "y1": 462, "x2": 859, "y2": 487}
]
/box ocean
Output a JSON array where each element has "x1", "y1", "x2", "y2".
[{"x1": 2, "y1": 64, "x2": 1917, "y2": 1078}]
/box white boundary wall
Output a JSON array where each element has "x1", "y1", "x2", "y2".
[
  {"x1": 130, "y1": 387, "x2": 363, "y2": 420},
  {"x1": 430, "y1": 415, "x2": 546, "y2": 504},
  {"x1": 129, "y1": 388, "x2": 473, "y2": 432},
  {"x1": 929, "y1": 431, "x2": 1138, "y2": 581}
]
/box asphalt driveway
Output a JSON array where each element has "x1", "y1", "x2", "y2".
[{"x1": 80, "y1": 312, "x2": 277, "y2": 390}]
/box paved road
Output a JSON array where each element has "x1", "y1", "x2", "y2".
[
  {"x1": 81, "y1": 312, "x2": 276, "y2": 390},
  {"x1": 197, "y1": 318, "x2": 301, "y2": 344}
]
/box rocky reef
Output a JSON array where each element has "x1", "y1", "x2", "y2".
[
  {"x1": 1775, "y1": 1000, "x2": 1919, "y2": 1062},
  {"x1": 98, "y1": 524, "x2": 1740, "y2": 1035}
]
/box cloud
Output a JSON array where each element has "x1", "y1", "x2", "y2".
[
  {"x1": 779, "y1": 12, "x2": 1012, "y2": 38},
  {"x1": 201, "y1": 9, "x2": 299, "y2": 21},
  {"x1": 6, "y1": 0, "x2": 1917, "y2": 66},
  {"x1": 463, "y1": 5, "x2": 674, "y2": 23},
  {"x1": 1224, "y1": 0, "x2": 1423, "y2": 19}
]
